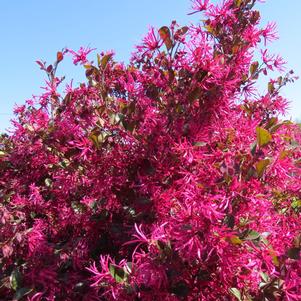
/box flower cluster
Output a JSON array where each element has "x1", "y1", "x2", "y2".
[{"x1": 0, "y1": 0, "x2": 300, "y2": 300}]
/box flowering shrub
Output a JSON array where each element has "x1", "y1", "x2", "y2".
[{"x1": 1, "y1": 0, "x2": 301, "y2": 300}]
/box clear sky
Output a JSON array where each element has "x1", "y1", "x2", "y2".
[{"x1": 0, "y1": 1, "x2": 300, "y2": 132}]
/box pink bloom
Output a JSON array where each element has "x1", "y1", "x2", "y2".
[
  {"x1": 191, "y1": 0, "x2": 210, "y2": 12},
  {"x1": 261, "y1": 22, "x2": 278, "y2": 45},
  {"x1": 137, "y1": 27, "x2": 162, "y2": 53},
  {"x1": 67, "y1": 46, "x2": 95, "y2": 65}
]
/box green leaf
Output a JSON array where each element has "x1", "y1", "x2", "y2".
[
  {"x1": 44, "y1": 178, "x2": 52, "y2": 187},
  {"x1": 256, "y1": 127, "x2": 272, "y2": 147},
  {"x1": 193, "y1": 141, "x2": 206, "y2": 147},
  {"x1": 269, "y1": 248, "x2": 279, "y2": 266},
  {"x1": 244, "y1": 230, "x2": 260, "y2": 241},
  {"x1": 89, "y1": 132, "x2": 100, "y2": 148},
  {"x1": 255, "y1": 158, "x2": 271, "y2": 178},
  {"x1": 109, "y1": 112, "x2": 123, "y2": 125},
  {"x1": 158, "y1": 26, "x2": 173, "y2": 50},
  {"x1": 109, "y1": 264, "x2": 126, "y2": 283},
  {"x1": 205, "y1": 24, "x2": 215, "y2": 35},
  {"x1": 126, "y1": 262, "x2": 133, "y2": 273},
  {"x1": 100, "y1": 53, "x2": 113, "y2": 69},
  {"x1": 229, "y1": 287, "x2": 242, "y2": 301},
  {"x1": 97, "y1": 53, "x2": 101, "y2": 67},
  {"x1": 229, "y1": 236, "x2": 243, "y2": 245},
  {"x1": 268, "y1": 82, "x2": 275, "y2": 94},
  {"x1": 260, "y1": 272, "x2": 269, "y2": 283},
  {"x1": 89, "y1": 129, "x2": 111, "y2": 148},
  {"x1": 292, "y1": 199, "x2": 301, "y2": 209},
  {"x1": 250, "y1": 61, "x2": 259, "y2": 77},
  {"x1": 250, "y1": 141, "x2": 257, "y2": 155},
  {"x1": 270, "y1": 120, "x2": 293, "y2": 133},
  {"x1": 265, "y1": 117, "x2": 278, "y2": 129},
  {"x1": 13, "y1": 287, "x2": 33, "y2": 300},
  {"x1": 10, "y1": 269, "x2": 22, "y2": 291}
]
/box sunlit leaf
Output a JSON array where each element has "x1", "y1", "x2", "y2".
[
  {"x1": 10, "y1": 269, "x2": 22, "y2": 291},
  {"x1": 250, "y1": 141, "x2": 257, "y2": 155},
  {"x1": 109, "y1": 264, "x2": 126, "y2": 283},
  {"x1": 97, "y1": 53, "x2": 101, "y2": 67},
  {"x1": 260, "y1": 272, "x2": 269, "y2": 283},
  {"x1": 250, "y1": 61, "x2": 259, "y2": 77},
  {"x1": 256, "y1": 127, "x2": 272, "y2": 147},
  {"x1": 255, "y1": 158, "x2": 271, "y2": 178},
  {"x1": 234, "y1": 0, "x2": 243, "y2": 7},
  {"x1": 158, "y1": 26, "x2": 173, "y2": 50},
  {"x1": 268, "y1": 82, "x2": 275, "y2": 94},
  {"x1": 279, "y1": 150, "x2": 289, "y2": 160},
  {"x1": 193, "y1": 141, "x2": 206, "y2": 147},
  {"x1": 229, "y1": 236, "x2": 243, "y2": 245},
  {"x1": 71, "y1": 201, "x2": 85, "y2": 214},
  {"x1": 291, "y1": 199, "x2": 301, "y2": 209},
  {"x1": 89, "y1": 132, "x2": 100, "y2": 148},
  {"x1": 265, "y1": 117, "x2": 278, "y2": 129},
  {"x1": 269, "y1": 248, "x2": 279, "y2": 267},
  {"x1": 205, "y1": 24, "x2": 215, "y2": 35},
  {"x1": 57, "y1": 51, "x2": 63, "y2": 63},
  {"x1": 229, "y1": 288, "x2": 242, "y2": 301},
  {"x1": 101, "y1": 53, "x2": 113, "y2": 69},
  {"x1": 44, "y1": 178, "x2": 52, "y2": 187},
  {"x1": 244, "y1": 230, "x2": 260, "y2": 241}
]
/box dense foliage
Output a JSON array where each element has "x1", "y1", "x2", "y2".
[{"x1": 1, "y1": 0, "x2": 301, "y2": 300}]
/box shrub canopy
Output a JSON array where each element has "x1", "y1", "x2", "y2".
[{"x1": 0, "y1": 0, "x2": 301, "y2": 300}]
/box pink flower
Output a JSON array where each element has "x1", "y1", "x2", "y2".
[
  {"x1": 67, "y1": 46, "x2": 95, "y2": 65},
  {"x1": 261, "y1": 22, "x2": 278, "y2": 45},
  {"x1": 191, "y1": 0, "x2": 210, "y2": 12},
  {"x1": 137, "y1": 27, "x2": 162, "y2": 53}
]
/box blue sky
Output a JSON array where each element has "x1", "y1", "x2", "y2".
[{"x1": 0, "y1": 1, "x2": 300, "y2": 131}]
